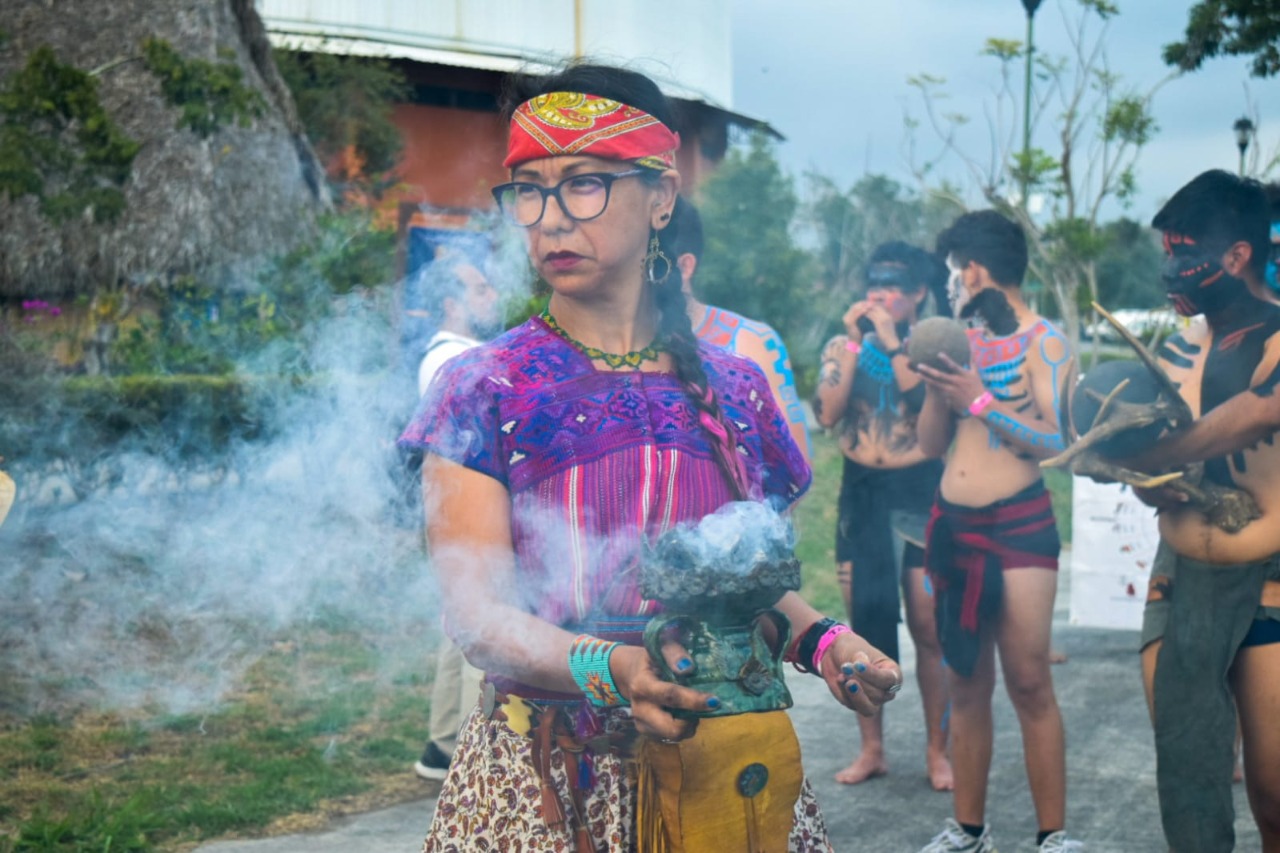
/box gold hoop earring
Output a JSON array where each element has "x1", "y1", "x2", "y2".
[{"x1": 645, "y1": 231, "x2": 673, "y2": 286}]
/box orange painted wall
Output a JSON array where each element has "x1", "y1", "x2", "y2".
[{"x1": 391, "y1": 104, "x2": 509, "y2": 211}]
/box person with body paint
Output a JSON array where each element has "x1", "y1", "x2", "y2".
[
  {"x1": 667, "y1": 196, "x2": 812, "y2": 463},
  {"x1": 811, "y1": 241, "x2": 954, "y2": 791},
  {"x1": 399, "y1": 63, "x2": 902, "y2": 851},
  {"x1": 912, "y1": 211, "x2": 1079, "y2": 853},
  {"x1": 1123, "y1": 180, "x2": 1280, "y2": 476},
  {"x1": 1123, "y1": 170, "x2": 1280, "y2": 853}
]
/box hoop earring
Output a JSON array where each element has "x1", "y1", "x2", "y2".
[{"x1": 645, "y1": 231, "x2": 673, "y2": 286}]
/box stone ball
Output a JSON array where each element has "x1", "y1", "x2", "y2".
[
  {"x1": 907, "y1": 317, "x2": 971, "y2": 371},
  {"x1": 1070, "y1": 359, "x2": 1166, "y2": 458}
]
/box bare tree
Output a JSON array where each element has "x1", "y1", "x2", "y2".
[{"x1": 904, "y1": 0, "x2": 1165, "y2": 360}]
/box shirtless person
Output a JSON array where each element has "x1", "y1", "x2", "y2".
[
  {"x1": 1131, "y1": 170, "x2": 1280, "y2": 853},
  {"x1": 1125, "y1": 180, "x2": 1280, "y2": 474},
  {"x1": 913, "y1": 211, "x2": 1079, "y2": 853},
  {"x1": 813, "y1": 241, "x2": 953, "y2": 790}
]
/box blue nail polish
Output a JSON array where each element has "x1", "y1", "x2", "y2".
[
  {"x1": 854, "y1": 662, "x2": 867, "y2": 673},
  {"x1": 847, "y1": 682, "x2": 859, "y2": 694},
  {"x1": 706, "y1": 697, "x2": 721, "y2": 709},
  {"x1": 841, "y1": 663, "x2": 855, "y2": 676},
  {"x1": 676, "y1": 657, "x2": 693, "y2": 672}
]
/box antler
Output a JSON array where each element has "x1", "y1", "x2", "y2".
[
  {"x1": 1090, "y1": 302, "x2": 1194, "y2": 429},
  {"x1": 1042, "y1": 303, "x2": 1261, "y2": 534}
]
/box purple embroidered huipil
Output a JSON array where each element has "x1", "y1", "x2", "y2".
[{"x1": 399, "y1": 316, "x2": 811, "y2": 632}]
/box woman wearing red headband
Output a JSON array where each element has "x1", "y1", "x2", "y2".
[{"x1": 401, "y1": 63, "x2": 902, "y2": 851}]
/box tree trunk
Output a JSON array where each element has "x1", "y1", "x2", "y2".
[{"x1": 0, "y1": 0, "x2": 329, "y2": 299}]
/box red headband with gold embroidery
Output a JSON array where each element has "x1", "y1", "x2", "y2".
[{"x1": 504, "y1": 92, "x2": 680, "y2": 170}]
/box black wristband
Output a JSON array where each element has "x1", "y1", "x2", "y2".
[
  {"x1": 883, "y1": 346, "x2": 904, "y2": 358},
  {"x1": 795, "y1": 617, "x2": 838, "y2": 676}
]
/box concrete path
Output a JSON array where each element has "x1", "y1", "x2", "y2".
[{"x1": 196, "y1": 569, "x2": 1261, "y2": 852}]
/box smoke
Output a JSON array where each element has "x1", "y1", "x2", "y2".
[
  {"x1": 647, "y1": 499, "x2": 796, "y2": 578},
  {"x1": 0, "y1": 227, "x2": 536, "y2": 718}
]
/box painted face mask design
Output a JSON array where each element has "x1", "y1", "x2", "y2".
[
  {"x1": 946, "y1": 257, "x2": 969, "y2": 316},
  {"x1": 1161, "y1": 232, "x2": 1246, "y2": 317}
]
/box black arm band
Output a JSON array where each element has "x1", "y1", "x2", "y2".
[{"x1": 794, "y1": 617, "x2": 839, "y2": 675}]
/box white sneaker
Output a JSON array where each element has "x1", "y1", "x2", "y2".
[
  {"x1": 918, "y1": 818, "x2": 998, "y2": 853},
  {"x1": 1037, "y1": 831, "x2": 1083, "y2": 852}
]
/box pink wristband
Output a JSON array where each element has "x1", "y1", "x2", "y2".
[
  {"x1": 844, "y1": 339, "x2": 861, "y2": 355},
  {"x1": 812, "y1": 623, "x2": 853, "y2": 673},
  {"x1": 968, "y1": 391, "x2": 995, "y2": 416}
]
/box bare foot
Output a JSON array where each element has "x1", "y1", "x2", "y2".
[
  {"x1": 1049, "y1": 648, "x2": 1068, "y2": 664},
  {"x1": 926, "y1": 748, "x2": 955, "y2": 791},
  {"x1": 834, "y1": 752, "x2": 889, "y2": 785}
]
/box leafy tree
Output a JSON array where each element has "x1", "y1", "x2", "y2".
[
  {"x1": 273, "y1": 49, "x2": 407, "y2": 195},
  {"x1": 694, "y1": 131, "x2": 816, "y2": 373},
  {"x1": 905, "y1": 0, "x2": 1162, "y2": 358},
  {"x1": 804, "y1": 173, "x2": 962, "y2": 328},
  {"x1": 1094, "y1": 217, "x2": 1165, "y2": 308},
  {"x1": 1164, "y1": 0, "x2": 1280, "y2": 78}
]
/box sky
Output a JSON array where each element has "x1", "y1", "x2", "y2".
[{"x1": 730, "y1": 0, "x2": 1278, "y2": 223}]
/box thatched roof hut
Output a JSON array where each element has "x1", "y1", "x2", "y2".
[{"x1": 0, "y1": 0, "x2": 329, "y2": 299}]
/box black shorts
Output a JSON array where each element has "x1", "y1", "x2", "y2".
[{"x1": 835, "y1": 458, "x2": 942, "y2": 567}]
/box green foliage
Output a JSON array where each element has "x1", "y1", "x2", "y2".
[
  {"x1": 905, "y1": 0, "x2": 1160, "y2": 341},
  {"x1": 273, "y1": 49, "x2": 407, "y2": 177},
  {"x1": 1010, "y1": 147, "x2": 1061, "y2": 196},
  {"x1": 0, "y1": 374, "x2": 276, "y2": 483},
  {"x1": 1164, "y1": 0, "x2": 1280, "y2": 78},
  {"x1": 10, "y1": 790, "x2": 155, "y2": 852},
  {"x1": 107, "y1": 213, "x2": 396, "y2": 377},
  {"x1": 140, "y1": 38, "x2": 265, "y2": 138},
  {"x1": 694, "y1": 132, "x2": 814, "y2": 379},
  {"x1": 1094, "y1": 218, "x2": 1166, "y2": 308},
  {"x1": 804, "y1": 173, "x2": 961, "y2": 340},
  {"x1": 1102, "y1": 94, "x2": 1157, "y2": 147},
  {"x1": 0, "y1": 618, "x2": 433, "y2": 849},
  {"x1": 0, "y1": 35, "x2": 271, "y2": 224},
  {"x1": 0, "y1": 45, "x2": 140, "y2": 222},
  {"x1": 794, "y1": 432, "x2": 843, "y2": 617}
]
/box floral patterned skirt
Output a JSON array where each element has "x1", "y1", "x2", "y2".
[{"x1": 422, "y1": 706, "x2": 833, "y2": 852}]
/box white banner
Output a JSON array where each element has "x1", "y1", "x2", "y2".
[{"x1": 1069, "y1": 478, "x2": 1160, "y2": 630}]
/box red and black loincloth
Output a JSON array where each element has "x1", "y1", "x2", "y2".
[{"x1": 924, "y1": 480, "x2": 1060, "y2": 677}]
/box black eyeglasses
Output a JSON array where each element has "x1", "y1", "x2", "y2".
[{"x1": 490, "y1": 169, "x2": 648, "y2": 227}]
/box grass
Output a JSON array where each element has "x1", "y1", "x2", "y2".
[{"x1": 0, "y1": 625, "x2": 435, "y2": 852}]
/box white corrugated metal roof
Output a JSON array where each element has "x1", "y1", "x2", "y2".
[{"x1": 257, "y1": 0, "x2": 734, "y2": 108}]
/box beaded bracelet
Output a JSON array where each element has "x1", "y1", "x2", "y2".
[
  {"x1": 568, "y1": 634, "x2": 628, "y2": 708},
  {"x1": 812, "y1": 622, "x2": 854, "y2": 674},
  {"x1": 968, "y1": 390, "x2": 995, "y2": 416}
]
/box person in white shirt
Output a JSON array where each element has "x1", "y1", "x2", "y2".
[{"x1": 413, "y1": 253, "x2": 500, "y2": 780}]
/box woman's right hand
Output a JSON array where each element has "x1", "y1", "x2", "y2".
[{"x1": 609, "y1": 644, "x2": 718, "y2": 742}]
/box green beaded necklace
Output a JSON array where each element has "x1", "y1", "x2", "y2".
[{"x1": 540, "y1": 309, "x2": 663, "y2": 369}]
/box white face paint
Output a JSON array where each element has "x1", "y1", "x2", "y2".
[{"x1": 945, "y1": 254, "x2": 970, "y2": 316}]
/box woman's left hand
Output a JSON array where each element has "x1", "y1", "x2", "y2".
[{"x1": 819, "y1": 631, "x2": 903, "y2": 716}]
